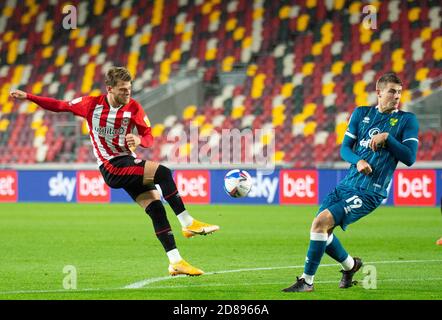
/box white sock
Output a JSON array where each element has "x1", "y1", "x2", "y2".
[
  {"x1": 301, "y1": 273, "x2": 314, "y2": 285},
  {"x1": 166, "y1": 249, "x2": 182, "y2": 264},
  {"x1": 340, "y1": 255, "x2": 354, "y2": 271},
  {"x1": 177, "y1": 210, "x2": 194, "y2": 227}
]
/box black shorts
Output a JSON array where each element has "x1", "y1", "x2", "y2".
[{"x1": 99, "y1": 155, "x2": 157, "y2": 201}]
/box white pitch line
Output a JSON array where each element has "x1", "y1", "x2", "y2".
[
  {"x1": 124, "y1": 259, "x2": 442, "y2": 289},
  {"x1": 0, "y1": 259, "x2": 441, "y2": 295}
]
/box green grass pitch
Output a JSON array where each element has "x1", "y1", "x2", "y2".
[{"x1": 0, "y1": 203, "x2": 441, "y2": 300}]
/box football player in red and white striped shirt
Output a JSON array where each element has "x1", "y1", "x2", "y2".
[{"x1": 10, "y1": 66, "x2": 219, "y2": 276}]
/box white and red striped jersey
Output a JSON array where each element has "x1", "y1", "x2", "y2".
[{"x1": 27, "y1": 94, "x2": 153, "y2": 166}]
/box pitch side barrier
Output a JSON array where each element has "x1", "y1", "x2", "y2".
[{"x1": 0, "y1": 168, "x2": 440, "y2": 206}]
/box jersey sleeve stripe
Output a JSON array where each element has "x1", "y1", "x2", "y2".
[
  {"x1": 402, "y1": 138, "x2": 419, "y2": 143},
  {"x1": 345, "y1": 131, "x2": 357, "y2": 139}
]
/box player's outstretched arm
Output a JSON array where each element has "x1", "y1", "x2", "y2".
[{"x1": 10, "y1": 89, "x2": 72, "y2": 113}]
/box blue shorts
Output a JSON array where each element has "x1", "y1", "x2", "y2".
[{"x1": 317, "y1": 185, "x2": 384, "y2": 231}]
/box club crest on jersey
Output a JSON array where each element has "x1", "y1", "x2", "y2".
[
  {"x1": 122, "y1": 117, "x2": 130, "y2": 126},
  {"x1": 389, "y1": 118, "x2": 398, "y2": 126},
  {"x1": 359, "y1": 127, "x2": 381, "y2": 149}
]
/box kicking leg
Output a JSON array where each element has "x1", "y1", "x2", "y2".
[
  {"x1": 136, "y1": 190, "x2": 203, "y2": 276},
  {"x1": 143, "y1": 161, "x2": 219, "y2": 238},
  {"x1": 325, "y1": 233, "x2": 363, "y2": 288}
]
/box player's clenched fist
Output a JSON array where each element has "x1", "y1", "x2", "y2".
[
  {"x1": 125, "y1": 133, "x2": 141, "y2": 150},
  {"x1": 357, "y1": 159, "x2": 372, "y2": 175},
  {"x1": 9, "y1": 90, "x2": 28, "y2": 100}
]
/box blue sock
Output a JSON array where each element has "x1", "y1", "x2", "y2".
[
  {"x1": 325, "y1": 234, "x2": 348, "y2": 263},
  {"x1": 303, "y1": 232, "x2": 328, "y2": 277}
]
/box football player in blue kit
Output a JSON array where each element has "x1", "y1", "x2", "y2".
[{"x1": 283, "y1": 72, "x2": 419, "y2": 292}]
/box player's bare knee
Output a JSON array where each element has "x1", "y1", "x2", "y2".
[
  {"x1": 143, "y1": 161, "x2": 160, "y2": 184},
  {"x1": 311, "y1": 211, "x2": 334, "y2": 233}
]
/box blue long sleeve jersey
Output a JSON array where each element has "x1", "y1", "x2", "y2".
[{"x1": 339, "y1": 106, "x2": 419, "y2": 198}]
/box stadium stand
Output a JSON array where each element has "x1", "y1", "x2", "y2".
[{"x1": 0, "y1": 0, "x2": 441, "y2": 166}]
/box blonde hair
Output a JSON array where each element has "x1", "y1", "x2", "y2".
[{"x1": 105, "y1": 67, "x2": 132, "y2": 87}]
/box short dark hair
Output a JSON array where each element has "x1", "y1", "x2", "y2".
[
  {"x1": 376, "y1": 72, "x2": 402, "y2": 90},
  {"x1": 105, "y1": 67, "x2": 132, "y2": 87}
]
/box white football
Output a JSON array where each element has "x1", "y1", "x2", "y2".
[{"x1": 223, "y1": 169, "x2": 253, "y2": 198}]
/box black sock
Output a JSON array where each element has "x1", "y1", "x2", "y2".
[
  {"x1": 153, "y1": 165, "x2": 186, "y2": 215},
  {"x1": 145, "y1": 200, "x2": 176, "y2": 252}
]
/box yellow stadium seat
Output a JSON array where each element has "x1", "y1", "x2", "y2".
[
  {"x1": 331, "y1": 61, "x2": 344, "y2": 75},
  {"x1": 400, "y1": 90, "x2": 411, "y2": 104},
  {"x1": 297, "y1": 14, "x2": 309, "y2": 32},
  {"x1": 35, "y1": 125, "x2": 48, "y2": 138},
  {"x1": 334, "y1": 0, "x2": 345, "y2": 9},
  {"x1": 231, "y1": 105, "x2": 245, "y2": 119},
  {"x1": 253, "y1": 8, "x2": 264, "y2": 20},
  {"x1": 93, "y1": 0, "x2": 105, "y2": 15},
  {"x1": 279, "y1": 6, "x2": 291, "y2": 19},
  {"x1": 335, "y1": 122, "x2": 348, "y2": 144},
  {"x1": 303, "y1": 103, "x2": 316, "y2": 118},
  {"x1": 242, "y1": 36, "x2": 252, "y2": 49},
  {"x1": 200, "y1": 124, "x2": 213, "y2": 137},
  {"x1": 273, "y1": 151, "x2": 285, "y2": 163},
  {"x1": 322, "y1": 82, "x2": 335, "y2": 96},
  {"x1": 205, "y1": 48, "x2": 217, "y2": 60},
  {"x1": 312, "y1": 43, "x2": 323, "y2": 56},
  {"x1": 183, "y1": 105, "x2": 197, "y2": 120},
  {"x1": 152, "y1": 0, "x2": 163, "y2": 26},
  {"x1": 303, "y1": 121, "x2": 317, "y2": 136},
  {"x1": 415, "y1": 68, "x2": 429, "y2": 81},
  {"x1": 42, "y1": 21, "x2": 53, "y2": 45},
  {"x1": 32, "y1": 81, "x2": 43, "y2": 95},
  {"x1": 226, "y1": 18, "x2": 237, "y2": 31},
  {"x1": 179, "y1": 143, "x2": 192, "y2": 157},
  {"x1": 233, "y1": 27, "x2": 245, "y2": 41},
  {"x1": 222, "y1": 56, "x2": 235, "y2": 72},
  {"x1": 433, "y1": 37, "x2": 442, "y2": 60},
  {"x1": 349, "y1": 2, "x2": 362, "y2": 14},
  {"x1": 202, "y1": 2, "x2": 212, "y2": 15},
  {"x1": 351, "y1": 60, "x2": 363, "y2": 74},
  {"x1": 121, "y1": 7, "x2": 131, "y2": 18},
  {"x1": 42, "y1": 46, "x2": 53, "y2": 58},
  {"x1": 261, "y1": 132, "x2": 274, "y2": 145},
  {"x1": 192, "y1": 115, "x2": 205, "y2": 127},
  {"x1": 152, "y1": 124, "x2": 165, "y2": 138},
  {"x1": 182, "y1": 31, "x2": 192, "y2": 42},
  {"x1": 247, "y1": 64, "x2": 258, "y2": 77},
  {"x1": 140, "y1": 33, "x2": 151, "y2": 45},
  {"x1": 272, "y1": 113, "x2": 285, "y2": 127},
  {"x1": 355, "y1": 93, "x2": 368, "y2": 106},
  {"x1": 1, "y1": 102, "x2": 13, "y2": 114},
  {"x1": 353, "y1": 80, "x2": 366, "y2": 96},
  {"x1": 3, "y1": 31, "x2": 14, "y2": 42},
  {"x1": 125, "y1": 24, "x2": 136, "y2": 37},
  {"x1": 175, "y1": 22, "x2": 185, "y2": 34},
  {"x1": 306, "y1": 0, "x2": 317, "y2": 8},
  {"x1": 90, "y1": 89, "x2": 101, "y2": 96},
  {"x1": 55, "y1": 54, "x2": 66, "y2": 67},
  {"x1": 170, "y1": 49, "x2": 181, "y2": 63},
  {"x1": 281, "y1": 83, "x2": 294, "y2": 98},
  {"x1": 7, "y1": 39, "x2": 18, "y2": 64},
  {"x1": 27, "y1": 103, "x2": 37, "y2": 113},
  {"x1": 209, "y1": 10, "x2": 221, "y2": 22},
  {"x1": 370, "y1": 39, "x2": 382, "y2": 53},
  {"x1": 3, "y1": 6, "x2": 14, "y2": 17},
  {"x1": 12, "y1": 65, "x2": 24, "y2": 85},
  {"x1": 0, "y1": 119, "x2": 9, "y2": 132},
  {"x1": 293, "y1": 113, "x2": 307, "y2": 124},
  {"x1": 408, "y1": 8, "x2": 420, "y2": 22},
  {"x1": 31, "y1": 119, "x2": 43, "y2": 130},
  {"x1": 420, "y1": 27, "x2": 432, "y2": 41},
  {"x1": 302, "y1": 62, "x2": 315, "y2": 76}
]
